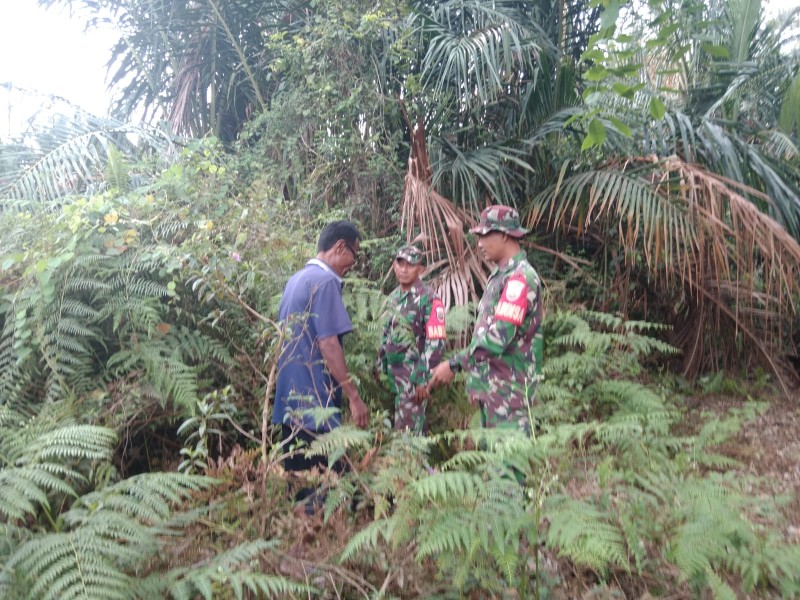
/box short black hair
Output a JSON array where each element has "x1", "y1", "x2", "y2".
[{"x1": 317, "y1": 220, "x2": 361, "y2": 252}]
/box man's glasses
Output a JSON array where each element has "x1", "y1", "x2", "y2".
[{"x1": 344, "y1": 244, "x2": 359, "y2": 261}]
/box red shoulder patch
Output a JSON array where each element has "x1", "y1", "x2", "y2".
[
  {"x1": 494, "y1": 272, "x2": 528, "y2": 326},
  {"x1": 425, "y1": 298, "x2": 446, "y2": 340}
]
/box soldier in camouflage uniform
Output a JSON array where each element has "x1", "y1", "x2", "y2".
[
  {"x1": 379, "y1": 244, "x2": 446, "y2": 433},
  {"x1": 429, "y1": 205, "x2": 543, "y2": 433}
]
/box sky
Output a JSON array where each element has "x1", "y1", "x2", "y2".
[
  {"x1": 0, "y1": 0, "x2": 797, "y2": 139},
  {"x1": 0, "y1": 0, "x2": 118, "y2": 138}
]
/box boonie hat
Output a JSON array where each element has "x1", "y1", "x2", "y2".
[
  {"x1": 395, "y1": 244, "x2": 424, "y2": 265},
  {"x1": 470, "y1": 205, "x2": 529, "y2": 238}
]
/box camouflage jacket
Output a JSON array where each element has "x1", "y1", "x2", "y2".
[
  {"x1": 379, "y1": 279, "x2": 445, "y2": 388},
  {"x1": 451, "y1": 250, "x2": 543, "y2": 415}
]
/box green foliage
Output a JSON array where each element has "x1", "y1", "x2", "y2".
[
  {"x1": 235, "y1": 0, "x2": 407, "y2": 231},
  {"x1": 0, "y1": 171, "x2": 236, "y2": 417},
  {"x1": 177, "y1": 386, "x2": 239, "y2": 473},
  {"x1": 1, "y1": 471, "x2": 215, "y2": 600},
  {"x1": 0, "y1": 390, "x2": 307, "y2": 599},
  {"x1": 138, "y1": 541, "x2": 315, "y2": 600},
  {"x1": 323, "y1": 310, "x2": 800, "y2": 597},
  {"x1": 0, "y1": 406, "x2": 117, "y2": 524},
  {"x1": 2, "y1": 2, "x2": 799, "y2": 595},
  {"x1": 0, "y1": 102, "x2": 175, "y2": 203},
  {"x1": 546, "y1": 496, "x2": 628, "y2": 571}
]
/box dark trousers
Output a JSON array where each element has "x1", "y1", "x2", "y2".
[
  {"x1": 281, "y1": 425, "x2": 347, "y2": 500},
  {"x1": 281, "y1": 425, "x2": 365, "y2": 514}
]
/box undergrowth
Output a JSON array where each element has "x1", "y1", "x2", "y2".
[{"x1": 1, "y1": 143, "x2": 797, "y2": 598}]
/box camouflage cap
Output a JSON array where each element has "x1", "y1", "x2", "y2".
[
  {"x1": 395, "y1": 244, "x2": 424, "y2": 265},
  {"x1": 470, "y1": 205, "x2": 529, "y2": 238}
]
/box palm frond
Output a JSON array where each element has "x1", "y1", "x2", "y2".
[
  {"x1": 528, "y1": 156, "x2": 800, "y2": 388},
  {"x1": 401, "y1": 120, "x2": 488, "y2": 308},
  {"x1": 779, "y1": 73, "x2": 800, "y2": 135},
  {"x1": 417, "y1": 0, "x2": 549, "y2": 109},
  {"x1": 0, "y1": 108, "x2": 175, "y2": 203}
]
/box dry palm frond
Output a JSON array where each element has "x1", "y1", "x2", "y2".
[
  {"x1": 400, "y1": 117, "x2": 486, "y2": 309},
  {"x1": 528, "y1": 156, "x2": 800, "y2": 392}
]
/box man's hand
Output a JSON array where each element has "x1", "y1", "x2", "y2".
[
  {"x1": 349, "y1": 394, "x2": 369, "y2": 429},
  {"x1": 428, "y1": 361, "x2": 455, "y2": 392},
  {"x1": 318, "y1": 335, "x2": 369, "y2": 429},
  {"x1": 414, "y1": 385, "x2": 429, "y2": 404}
]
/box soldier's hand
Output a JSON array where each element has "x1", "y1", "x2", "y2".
[
  {"x1": 428, "y1": 361, "x2": 454, "y2": 391},
  {"x1": 414, "y1": 385, "x2": 429, "y2": 404},
  {"x1": 349, "y1": 395, "x2": 369, "y2": 429}
]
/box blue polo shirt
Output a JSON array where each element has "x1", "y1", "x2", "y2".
[{"x1": 273, "y1": 259, "x2": 353, "y2": 431}]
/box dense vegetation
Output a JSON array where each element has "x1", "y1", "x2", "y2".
[{"x1": 1, "y1": 0, "x2": 799, "y2": 597}]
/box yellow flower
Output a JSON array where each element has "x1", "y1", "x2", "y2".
[
  {"x1": 204, "y1": 220, "x2": 214, "y2": 231},
  {"x1": 104, "y1": 210, "x2": 119, "y2": 225},
  {"x1": 123, "y1": 229, "x2": 138, "y2": 244}
]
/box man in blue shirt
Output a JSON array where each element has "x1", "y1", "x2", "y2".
[{"x1": 273, "y1": 220, "x2": 369, "y2": 476}]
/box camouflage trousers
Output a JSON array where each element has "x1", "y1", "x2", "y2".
[
  {"x1": 478, "y1": 403, "x2": 531, "y2": 436},
  {"x1": 477, "y1": 404, "x2": 531, "y2": 486},
  {"x1": 388, "y1": 375, "x2": 428, "y2": 434}
]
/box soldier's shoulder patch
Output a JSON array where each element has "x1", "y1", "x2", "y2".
[
  {"x1": 425, "y1": 298, "x2": 446, "y2": 340},
  {"x1": 494, "y1": 272, "x2": 528, "y2": 326}
]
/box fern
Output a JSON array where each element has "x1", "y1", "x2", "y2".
[
  {"x1": 729, "y1": 539, "x2": 800, "y2": 596},
  {"x1": 152, "y1": 219, "x2": 190, "y2": 239},
  {"x1": 411, "y1": 470, "x2": 486, "y2": 503},
  {"x1": 65, "y1": 473, "x2": 216, "y2": 526},
  {"x1": 7, "y1": 530, "x2": 134, "y2": 600},
  {"x1": 172, "y1": 327, "x2": 232, "y2": 367},
  {"x1": 416, "y1": 512, "x2": 488, "y2": 559},
  {"x1": 546, "y1": 495, "x2": 628, "y2": 571},
  {"x1": 108, "y1": 341, "x2": 199, "y2": 411},
  {"x1": 306, "y1": 426, "x2": 375, "y2": 458},
  {"x1": 135, "y1": 541, "x2": 315, "y2": 599},
  {"x1": 26, "y1": 426, "x2": 117, "y2": 463},
  {"x1": 104, "y1": 146, "x2": 131, "y2": 193},
  {"x1": 1, "y1": 473, "x2": 218, "y2": 600},
  {"x1": 0, "y1": 418, "x2": 117, "y2": 523},
  {"x1": 339, "y1": 516, "x2": 400, "y2": 562},
  {"x1": 336, "y1": 425, "x2": 544, "y2": 592}
]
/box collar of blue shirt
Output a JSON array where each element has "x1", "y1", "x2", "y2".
[{"x1": 307, "y1": 258, "x2": 343, "y2": 283}]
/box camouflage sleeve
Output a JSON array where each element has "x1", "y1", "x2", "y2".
[
  {"x1": 444, "y1": 332, "x2": 511, "y2": 374},
  {"x1": 377, "y1": 293, "x2": 395, "y2": 372},
  {"x1": 453, "y1": 269, "x2": 538, "y2": 370},
  {"x1": 467, "y1": 319, "x2": 518, "y2": 363},
  {"x1": 407, "y1": 332, "x2": 425, "y2": 387},
  {"x1": 411, "y1": 294, "x2": 445, "y2": 386}
]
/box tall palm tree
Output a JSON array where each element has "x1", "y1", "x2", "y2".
[
  {"x1": 398, "y1": 0, "x2": 594, "y2": 305},
  {"x1": 39, "y1": 0, "x2": 300, "y2": 141},
  {"x1": 526, "y1": 0, "x2": 800, "y2": 384},
  {"x1": 407, "y1": 0, "x2": 585, "y2": 213}
]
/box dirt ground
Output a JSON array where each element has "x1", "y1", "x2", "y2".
[{"x1": 712, "y1": 390, "x2": 800, "y2": 544}]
